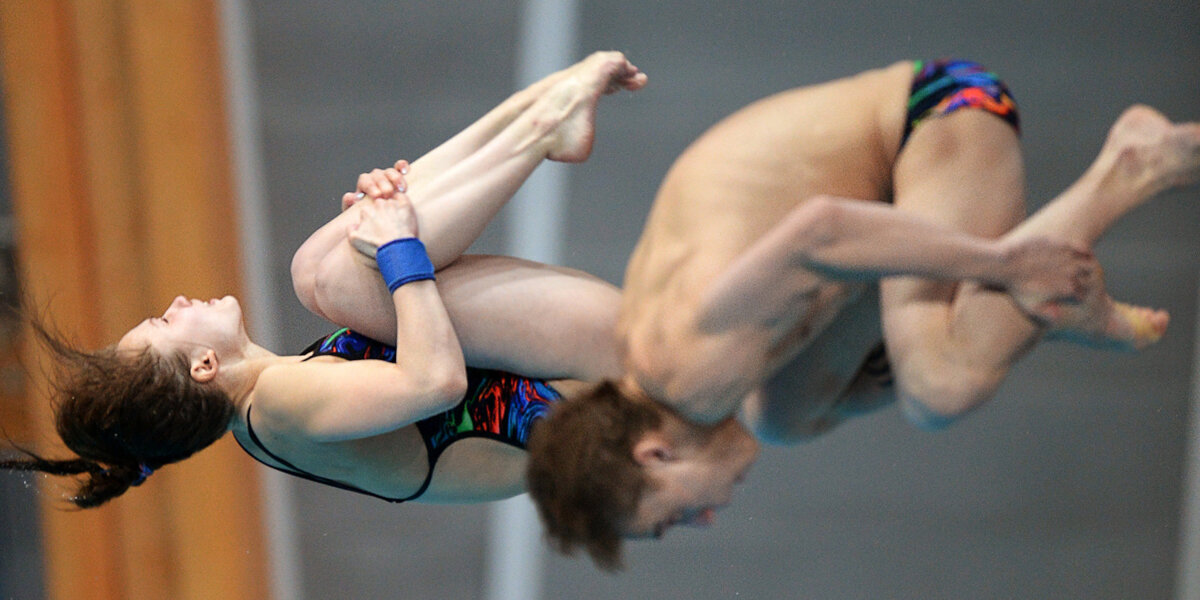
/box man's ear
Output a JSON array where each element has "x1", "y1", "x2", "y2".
[
  {"x1": 632, "y1": 432, "x2": 676, "y2": 467},
  {"x1": 190, "y1": 349, "x2": 219, "y2": 383}
]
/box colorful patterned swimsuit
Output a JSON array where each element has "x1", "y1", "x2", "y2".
[{"x1": 236, "y1": 328, "x2": 562, "y2": 502}]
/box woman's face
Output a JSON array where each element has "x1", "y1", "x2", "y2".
[{"x1": 117, "y1": 295, "x2": 247, "y2": 359}]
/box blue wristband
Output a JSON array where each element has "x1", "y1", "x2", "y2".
[{"x1": 375, "y1": 237, "x2": 435, "y2": 292}]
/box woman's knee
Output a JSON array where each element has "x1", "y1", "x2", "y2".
[
  {"x1": 291, "y1": 235, "x2": 351, "y2": 322},
  {"x1": 290, "y1": 243, "x2": 322, "y2": 316}
]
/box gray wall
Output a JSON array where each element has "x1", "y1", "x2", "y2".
[{"x1": 247, "y1": 1, "x2": 1200, "y2": 599}]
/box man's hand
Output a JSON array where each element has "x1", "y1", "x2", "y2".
[{"x1": 996, "y1": 236, "x2": 1096, "y2": 323}]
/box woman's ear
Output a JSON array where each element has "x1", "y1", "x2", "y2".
[{"x1": 190, "y1": 349, "x2": 219, "y2": 383}]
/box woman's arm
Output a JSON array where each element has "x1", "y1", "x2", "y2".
[
  {"x1": 291, "y1": 53, "x2": 644, "y2": 379},
  {"x1": 260, "y1": 196, "x2": 467, "y2": 441}
]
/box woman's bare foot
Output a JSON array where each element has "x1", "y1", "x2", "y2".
[{"x1": 544, "y1": 51, "x2": 648, "y2": 162}]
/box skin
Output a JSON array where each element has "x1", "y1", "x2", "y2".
[
  {"x1": 143, "y1": 53, "x2": 1196, "y2": 538},
  {"x1": 623, "y1": 416, "x2": 759, "y2": 539},
  {"x1": 122, "y1": 295, "x2": 251, "y2": 371},
  {"x1": 292, "y1": 52, "x2": 644, "y2": 383},
  {"x1": 322, "y1": 68, "x2": 1094, "y2": 532},
  {"x1": 114, "y1": 53, "x2": 647, "y2": 503},
  {"x1": 119, "y1": 194, "x2": 482, "y2": 501},
  {"x1": 612, "y1": 63, "x2": 1200, "y2": 537}
]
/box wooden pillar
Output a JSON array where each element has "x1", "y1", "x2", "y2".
[{"x1": 0, "y1": 2, "x2": 270, "y2": 599}]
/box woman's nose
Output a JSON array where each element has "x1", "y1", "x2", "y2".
[{"x1": 166, "y1": 296, "x2": 190, "y2": 314}]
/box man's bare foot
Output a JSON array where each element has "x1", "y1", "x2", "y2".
[
  {"x1": 545, "y1": 51, "x2": 648, "y2": 163},
  {"x1": 1037, "y1": 264, "x2": 1169, "y2": 352},
  {"x1": 1100, "y1": 105, "x2": 1200, "y2": 196},
  {"x1": 1045, "y1": 297, "x2": 1168, "y2": 352}
]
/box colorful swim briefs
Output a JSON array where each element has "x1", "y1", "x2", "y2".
[{"x1": 902, "y1": 58, "x2": 1020, "y2": 148}]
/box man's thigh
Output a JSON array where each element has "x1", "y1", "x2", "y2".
[
  {"x1": 880, "y1": 110, "x2": 1031, "y2": 408},
  {"x1": 892, "y1": 110, "x2": 1025, "y2": 235},
  {"x1": 744, "y1": 286, "x2": 885, "y2": 442}
]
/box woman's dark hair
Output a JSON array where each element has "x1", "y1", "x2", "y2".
[
  {"x1": 0, "y1": 320, "x2": 234, "y2": 508},
  {"x1": 525, "y1": 380, "x2": 665, "y2": 571}
]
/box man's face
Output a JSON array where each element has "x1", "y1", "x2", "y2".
[{"x1": 622, "y1": 417, "x2": 759, "y2": 539}]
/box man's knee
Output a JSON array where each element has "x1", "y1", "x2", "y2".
[{"x1": 893, "y1": 363, "x2": 1000, "y2": 430}]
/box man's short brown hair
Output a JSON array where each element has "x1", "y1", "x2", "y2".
[{"x1": 526, "y1": 380, "x2": 664, "y2": 570}]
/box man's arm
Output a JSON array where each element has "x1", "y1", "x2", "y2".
[{"x1": 694, "y1": 195, "x2": 1094, "y2": 333}]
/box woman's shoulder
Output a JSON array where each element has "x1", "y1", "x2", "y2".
[
  {"x1": 251, "y1": 352, "x2": 435, "y2": 442},
  {"x1": 248, "y1": 359, "x2": 325, "y2": 432},
  {"x1": 249, "y1": 356, "x2": 369, "y2": 433}
]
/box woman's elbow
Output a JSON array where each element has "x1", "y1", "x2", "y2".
[{"x1": 424, "y1": 366, "x2": 469, "y2": 411}]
